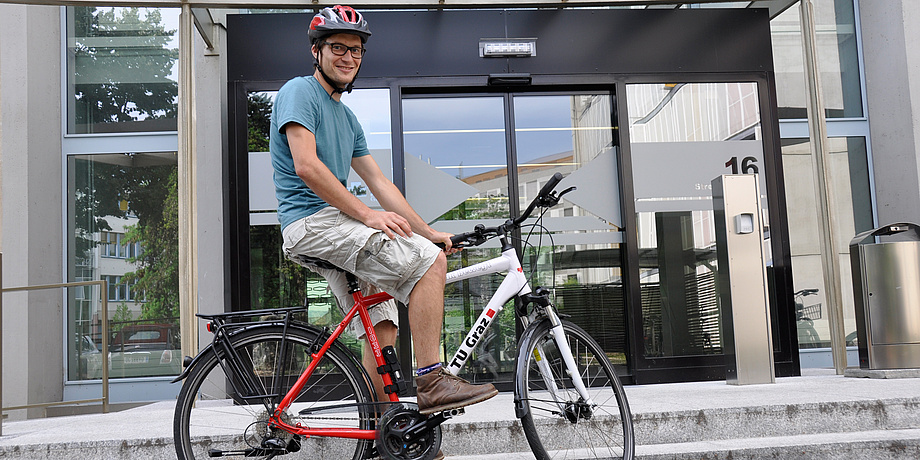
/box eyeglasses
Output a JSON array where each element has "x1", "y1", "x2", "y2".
[{"x1": 323, "y1": 42, "x2": 365, "y2": 59}]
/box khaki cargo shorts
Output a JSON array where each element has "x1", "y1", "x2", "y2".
[{"x1": 282, "y1": 207, "x2": 441, "y2": 338}]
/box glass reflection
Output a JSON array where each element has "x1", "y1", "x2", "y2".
[
  {"x1": 628, "y1": 82, "x2": 765, "y2": 359},
  {"x1": 513, "y1": 95, "x2": 627, "y2": 368},
  {"x1": 403, "y1": 96, "x2": 510, "y2": 383},
  {"x1": 781, "y1": 136, "x2": 870, "y2": 365},
  {"x1": 403, "y1": 93, "x2": 627, "y2": 381},
  {"x1": 67, "y1": 152, "x2": 180, "y2": 380},
  {"x1": 770, "y1": 0, "x2": 863, "y2": 119},
  {"x1": 68, "y1": 7, "x2": 180, "y2": 134}
]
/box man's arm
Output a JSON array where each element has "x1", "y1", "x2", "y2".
[
  {"x1": 286, "y1": 123, "x2": 413, "y2": 240},
  {"x1": 351, "y1": 154, "x2": 454, "y2": 249}
]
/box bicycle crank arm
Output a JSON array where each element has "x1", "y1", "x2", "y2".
[
  {"x1": 399, "y1": 408, "x2": 464, "y2": 444},
  {"x1": 208, "y1": 436, "x2": 297, "y2": 458},
  {"x1": 207, "y1": 448, "x2": 281, "y2": 457}
]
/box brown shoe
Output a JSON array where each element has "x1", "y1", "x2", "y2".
[{"x1": 415, "y1": 368, "x2": 498, "y2": 415}]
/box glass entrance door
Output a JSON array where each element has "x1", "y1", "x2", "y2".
[
  {"x1": 402, "y1": 92, "x2": 627, "y2": 386},
  {"x1": 626, "y1": 81, "x2": 770, "y2": 382}
]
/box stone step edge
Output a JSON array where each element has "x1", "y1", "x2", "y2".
[
  {"x1": 631, "y1": 397, "x2": 920, "y2": 445},
  {"x1": 446, "y1": 428, "x2": 920, "y2": 460}
]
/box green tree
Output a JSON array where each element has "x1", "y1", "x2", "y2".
[
  {"x1": 248, "y1": 93, "x2": 274, "y2": 152},
  {"x1": 123, "y1": 168, "x2": 180, "y2": 321},
  {"x1": 72, "y1": 7, "x2": 178, "y2": 131},
  {"x1": 112, "y1": 302, "x2": 134, "y2": 333},
  {"x1": 72, "y1": 156, "x2": 178, "y2": 324}
]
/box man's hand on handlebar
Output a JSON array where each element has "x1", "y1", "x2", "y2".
[
  {"x1": 429, "y1": 230, "x2": 461, "y2": 255},
  {"x1": 435, "y1": 172, "x2": 575, "y2": 251}
]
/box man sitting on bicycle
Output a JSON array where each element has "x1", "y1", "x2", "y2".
[{"x1": 270, "y1": 5, "x2": 498, "y2": 417}]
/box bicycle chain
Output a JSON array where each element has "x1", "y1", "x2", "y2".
[{"x1": 298, "y1": 415, "x2": 362, "y2": 421}]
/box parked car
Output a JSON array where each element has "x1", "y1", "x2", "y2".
[{"x1": 109, "y1": 324, "x2": 181, "y2": 378}]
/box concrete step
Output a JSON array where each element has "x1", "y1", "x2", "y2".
[
  {"x1": 448, "y1": 429, "x2": 920, "y2": 460},
  {"x1": 1, "y1": 374, "x2": 919, "y2": 459},
  {"x1": 8, "y1": 397, "x2": 914, "y2": 459},
  {"x1": 632, "y1": 397, "x2": 920, "y2": 446},
  {"x1": 635, "y1": 429, "x2": 920, "y2": 460}
]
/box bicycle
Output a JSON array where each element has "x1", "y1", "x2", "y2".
[
  {"x1": 794, "y1": 288, "x2": 823, "y2": 348},
  {"x1": 172, "y1": 172, "x2": 635, "y2": 460}
]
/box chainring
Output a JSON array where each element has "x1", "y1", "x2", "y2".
[{"x1": 375, "y1": 402, "x2": 441, "y2": 460}]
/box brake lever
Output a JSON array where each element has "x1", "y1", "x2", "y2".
[{"x1": 539, "y1": 186, "x2": 577, "y2": 208}]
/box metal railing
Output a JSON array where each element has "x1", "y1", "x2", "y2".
[{"x1": 0, "y1": 253, "x2": 110, "y2": 436}]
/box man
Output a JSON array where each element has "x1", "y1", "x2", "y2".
[{"x1": 269, "y1": 5, "x2": 498, "y2": 419}]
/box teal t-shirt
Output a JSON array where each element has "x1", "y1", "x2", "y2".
[{"x1": 270, "y1": 76, "x2": 370, "y2": 231}]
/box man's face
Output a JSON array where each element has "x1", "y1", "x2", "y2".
[{"x1": 313, "y1": 33, "x2": 364, "y2": 87}]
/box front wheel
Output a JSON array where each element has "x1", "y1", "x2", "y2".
[
  {"x1": 173, "y1": 325, "x2": 375, "y2": 460},
  {"x1": 515, "y1": 320, "x2": 635, "y2": 460}
]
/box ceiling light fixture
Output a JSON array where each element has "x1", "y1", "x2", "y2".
[{"x1": 479, "y1": 38, "x2": 537, "y2": 58}]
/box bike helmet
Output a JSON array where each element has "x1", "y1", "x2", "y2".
[{"x1": 309, "y1": 5, "x2": 372, "y2": 44}]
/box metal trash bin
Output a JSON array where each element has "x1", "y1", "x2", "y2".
[{"x1": 849, "y1": 223, "x2": 920, "y2": 369}]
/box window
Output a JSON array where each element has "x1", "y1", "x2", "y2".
[
  {"x1": 101, "y1": 231, "x2": 142, "y2": 259},
  {"x1": 781, "y1": 136, "x2": 871, "y2": 356},
  {"x1": 67, "y1": 152, "x2": 177, "y2": 380},
  {"x1": 771, "y1": 0, "x2": 864, "y2": 119},
  {"x1": 67, "y1": 7, "x2": 180, "y2": 134},
  {"x1": 104, "y1": 275, "x2": 144, "y2": 302}
]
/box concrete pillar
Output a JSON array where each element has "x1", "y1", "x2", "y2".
[
  {"x1": 189, "y1": 12, "x2": 228, "y2": 354},
  {"x1": 0, "y1": 4, "x2": 64, "y2": 419},
  {"x1": 859, "y1": 0, "x2": 920, "y2": 226}
]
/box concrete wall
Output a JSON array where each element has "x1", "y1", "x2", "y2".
[
  {"x1": 859, "y1": 0, "x2": 920, "y2": 226},
  {"x1": 0, "y1": 4, "x2": 64, "y2": 419}
]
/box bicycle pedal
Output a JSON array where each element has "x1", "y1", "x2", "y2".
[{"x1": 442, "y1": 407, "x2": 465, "y2": 418}]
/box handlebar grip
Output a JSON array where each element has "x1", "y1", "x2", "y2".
[
  {"x1": 451, "y1": 234, "x2": 468, "y2": 246},
  {"x1": 538, "y1": 172, "x2": 564, "y2": 199},
  {"x1": 434, "y1": 233, "x2": 475, "y2": 249}
]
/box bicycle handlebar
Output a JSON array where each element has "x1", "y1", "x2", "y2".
[{"x1": 437, "y1": 172, "x2": 573, "y2": 249}]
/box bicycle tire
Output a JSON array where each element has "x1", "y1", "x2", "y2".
[
  {"x1": 174, "y1": 325, "x2": 375, "y2": 460},
  {"x1": 515, "y1": 319, "x2": 635, "y2": 460}
]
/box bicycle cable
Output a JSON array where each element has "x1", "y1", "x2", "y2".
[{"x1": 512, "y1": 206, "x2": 558, "y2": 307}]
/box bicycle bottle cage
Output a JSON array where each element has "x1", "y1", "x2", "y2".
[{"x1": 377, "y1": 346, "x2": 408, "y2": 395}]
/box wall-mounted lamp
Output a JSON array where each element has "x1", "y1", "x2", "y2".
[{"x1": 479, "y1": 38, "x2": 537, "y2": 58}]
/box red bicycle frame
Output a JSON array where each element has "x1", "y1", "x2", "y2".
[{"x1": 269, "y1": 288, "x2": 399, "y2": 440}]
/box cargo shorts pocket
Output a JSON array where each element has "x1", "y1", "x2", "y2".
[{"x1": 355, "y1": 233, "x2": 422, "y2": 290}]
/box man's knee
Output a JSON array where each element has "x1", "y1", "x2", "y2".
[{"x1": 428, "y1": 251, "x2": 447, "y2": 277}]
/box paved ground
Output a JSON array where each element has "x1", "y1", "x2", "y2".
[{"x1": 1, "y1": 368, "x2": 918, "y2": 458}]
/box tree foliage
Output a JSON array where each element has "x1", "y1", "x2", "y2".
[
  {"x1": 73, "y1": 156, "x2": 178, "y2": 322},
  {"x1": 123, "y1": 168, "x2": 180, "y2": 321},
  {"x1": 248, "y1": 93, "x2": 274, "y2": 152}
]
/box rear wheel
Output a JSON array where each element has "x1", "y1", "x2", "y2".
[
  {"x1": 516, "y1": 320, "x2": 634, "y2": 460},
  {"x1": 173, "y1": 325, "x2": 375, "y2": 460}
]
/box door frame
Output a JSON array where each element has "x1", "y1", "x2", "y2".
[{"x1": 225, "y1": 8, "x2": 798, "y2": 385}]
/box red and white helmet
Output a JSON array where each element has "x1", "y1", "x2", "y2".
[{"x1": 309, "y1": 5, "x2": 371, "y2": 43}]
